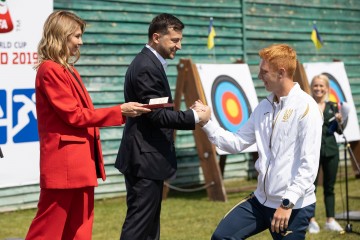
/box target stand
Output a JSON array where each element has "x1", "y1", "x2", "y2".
[
  {"x1": 294, "y1": 60, "x2": 311, "y2": 94},
  {"x1": 164, "y1": 58, "x2": 227, "y2": 202}
]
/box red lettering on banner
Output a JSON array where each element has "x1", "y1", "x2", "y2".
[
  {"x1": 0, "y1": 52, "x2": 38, "y2": 65},
  {"x1": 0, "y1": 52, "x2": 8, "y2": 64}
]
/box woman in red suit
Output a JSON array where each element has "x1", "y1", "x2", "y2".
[{"x1": 25, "y1": 11, "x2": 150, "y2": 240}]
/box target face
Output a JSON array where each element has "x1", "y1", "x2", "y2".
[
  {"x1": 211, "y1": 75, "x2": 252, "y2": 132},
  {"x1": 304, "y1": 62, "x2": 360, "y2": 142},
  {"x1": 323, "y1": 73, "x2": 346, "y2": 103}
]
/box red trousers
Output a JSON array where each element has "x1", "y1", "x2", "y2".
[{"x1": 25, "y1": 187, "x2": 94, "y2": 240}]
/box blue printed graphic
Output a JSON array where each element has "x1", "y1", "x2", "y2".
[
  {"x1": 0, "y1": 90, "x2": 6, "y2": 144},
  {"x1": 12, "y1": 89, "x2": 38, "y2": 143}
]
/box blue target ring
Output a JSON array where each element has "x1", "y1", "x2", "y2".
[{"x1": 211, "y1": 75, "x2": 251, "y2": 132}]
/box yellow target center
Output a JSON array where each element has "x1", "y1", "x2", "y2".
[
  {"x1": 226, "y1": 99, "x2": 239, "y2": 117},
  {"x1": 329, "y1": 95, "x2": 337, "y2": 103}
]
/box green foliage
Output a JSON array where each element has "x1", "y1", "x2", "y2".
[{"x1": 0, "y1": 178, "x2": 359, "y2": 240}]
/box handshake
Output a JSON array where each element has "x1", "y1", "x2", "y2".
[
  {"x1": 190, "y1": 100, "x2": 211, "y2": 127},
  {"x1": 120, "y1": 100, "x2": 212, "y2": 127}
]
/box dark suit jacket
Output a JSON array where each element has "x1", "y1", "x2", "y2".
[
  {"x1": 320, "y1": 101, "x2": 342, "y2": 157},
  {"x1": 115, "y1": 47, "x2": 195, "y2": 180}
]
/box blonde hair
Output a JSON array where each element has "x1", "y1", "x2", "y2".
[
  {"x1": 36, "y1": 10, "x2": 86, "y2": 69},
  {"x1": 258, "y1": 44, "x2": 297, "y2": 77},
  {"x1": 310, "y1": 74, "x2": 330, "y2": 101}
]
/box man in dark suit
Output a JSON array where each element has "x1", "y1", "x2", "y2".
[{"x1": 115, "y1": 13, "x2": 209, "y2": 240}]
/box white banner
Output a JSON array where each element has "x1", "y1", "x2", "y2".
[
  {"x1": 196, "y1": 64, "x2": 258, "y2": 154},
  {"x1": 0, "y1": 0, "x2": 53, "y2": 187},
  {"x1": 303, "y1": 62, "x2": 360, "y2": 142}
]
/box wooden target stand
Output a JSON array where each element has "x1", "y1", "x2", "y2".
[{"x1": 163, "y1": 58, "x2": 227, "y2": 201}]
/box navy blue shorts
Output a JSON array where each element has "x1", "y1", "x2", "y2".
[{"x1": 211, "y1": 193, "x2": 315, "y2": 240}]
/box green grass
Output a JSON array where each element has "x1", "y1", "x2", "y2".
[{"x1": 1, "y1": 176, "x2": 359, "y2": 240}]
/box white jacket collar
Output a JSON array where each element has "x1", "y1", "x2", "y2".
[{"x1": 267, "y1": 82, "x2": 300, "y2": 109}]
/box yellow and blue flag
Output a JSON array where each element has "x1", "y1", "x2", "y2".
[
  {"x1": 207, "y1": 17, "x2": 216, "y2": 49},
  {"x1": 311, "y1": 24, "x2": 323, "y2": 49}
]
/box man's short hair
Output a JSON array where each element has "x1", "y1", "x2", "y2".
[
  {"x1": 259, "y1": 44, "x2": 297, "y2": 77},
  {"x1": 148, "y1": 13, "x2": 184, "y2": 40}
]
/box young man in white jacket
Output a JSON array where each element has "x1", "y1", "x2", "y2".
[{"x1": 194, "y1": 44, "x2": 323, "y2": 240}]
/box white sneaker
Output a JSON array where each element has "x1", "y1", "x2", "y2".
[
  {"x1": 308, "y1": 221, "x2": 320, "y2": 234},
  {"x1": 324, "y1": 220, "x2": 344, "y2": 232}
]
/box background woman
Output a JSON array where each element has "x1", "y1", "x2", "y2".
[
  {"x1": 308, "y1": 74, "x2": 344, "y2": 234},
  {"x1": 25, "y1": 10, "x2": 149, "y2": 239}
]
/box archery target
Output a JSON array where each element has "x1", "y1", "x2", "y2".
[
  {"x1": 211, "y1": 75, "x2": 251, "y2": 132},
  {"x1": 304, "y1": 62, "x2": 360, "y2": 142},
  {"x1": 323, "y1": 73, "x2": 346, "y2": 103},
  {"x1": 196, "y1": 64, "x2": 259, "y2": 154}
]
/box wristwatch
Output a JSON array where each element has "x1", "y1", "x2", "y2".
[{"x1": 281, "y1": 198, "x2": 294, "y2": 209}]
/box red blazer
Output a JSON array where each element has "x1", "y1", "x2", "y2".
[{"x1": 35, "y1": 60, "x2": 125, "y2": 189}]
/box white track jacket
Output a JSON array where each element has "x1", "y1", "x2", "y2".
[{"x1": 202, "y1": 83, "x2": 323, "y2": 209}]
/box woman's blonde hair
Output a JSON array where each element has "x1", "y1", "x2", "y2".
[
  {"x1": 36, "y1": 10, "x2": 86, "y2": 69},
  {"x1": 310, "y1": 74, "x2": 330, "y2": 101}
]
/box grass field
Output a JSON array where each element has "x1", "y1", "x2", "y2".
[{"x1": 0, "y1": 175, "x2": 359, "y2": 240}]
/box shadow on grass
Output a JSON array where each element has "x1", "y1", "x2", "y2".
[{"x1": 166, "y1": 187, "x2": 209, "y2": 200}]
